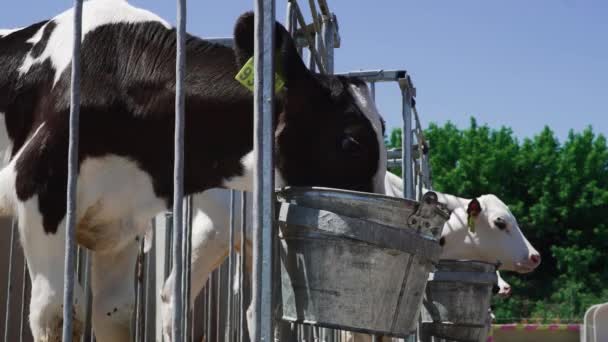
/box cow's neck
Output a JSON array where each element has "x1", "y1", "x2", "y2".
[
  {"x1": 431, "y1": 190, "x2": 470, "y2": 212},
  {"x1": 178, "y1": 40, "x2": 284, "y2": 197}
]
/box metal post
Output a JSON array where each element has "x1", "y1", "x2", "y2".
[
  {"x1": 216, "y1": 266, "x2": 222, "y2": 342},
  {"x1": 227, "y1": 190, "x2": 236, "y2": 341},
  {"x1": 171, "y1": 0, "x2": 187, "y2": 340},
  {"x1": 19, "y1": 262, "x2": 28, "y2": 342},
  {"x1": 143, "y1": 226, "x2": 154, "y2": 342},
  {"x1": 3, "y1": 221, "x2": 16, "y2": 342},
  {"x1": 308, "y1": 45, "x2": 317, "y2": 72},
  {"x1": 239, "y1": 192, "x2": 247, "y2": 342},
  {"x1": 62, "y1": 1, "x2": 83, "y2": 340},
  {"x1": 321, "y1": 14, "x2": 335, "y2": 74},
  {"x1": 186, "y1": 196, "x2": 194, "y2": 342},
  {"x1": 252, "y1": 0, "x2": 276, "y2": 341},
  {"x1": 81, "y1": 252, "x2": 92, "y2": 342},
  {"x1": 370, "y1": 82, "x2": 376, "y2": 101},
  {"x1": 134, "y1": 240, "x2": 145, "y2": 342},
  {"x1": 400, "y1": 83, "x2": 414, "y2": 200}
]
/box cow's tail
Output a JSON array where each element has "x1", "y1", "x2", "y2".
[{"x1": 0, "y1": 164, "x2": 17, "y2": 217}]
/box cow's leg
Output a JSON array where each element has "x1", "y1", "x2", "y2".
[
  {"x1": 90, "y1": 237, "x2": 140, "y2": 342},
  {"x1": 19, "y1": 201, "x2": 85, "y2": 342}
]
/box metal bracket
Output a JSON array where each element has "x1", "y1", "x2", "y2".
[{"x1": 407, "y1": 191, "x2": 449, "y2": 238}]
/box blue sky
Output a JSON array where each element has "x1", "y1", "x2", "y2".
[{"x1": 1, "y1": 0, "x2": 606, "y2": 141}]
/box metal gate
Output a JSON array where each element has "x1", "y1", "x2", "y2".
[{"x1": 0, "y1": 1, "x2": 433, "y2": 341}]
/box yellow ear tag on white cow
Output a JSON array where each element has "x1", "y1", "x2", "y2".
[
  {"x1": 467, "y1": 215, "x2": 476, "y2": 233},
  {"x1": 235, "y1": 56, "x2": 285, "y2": 94}
]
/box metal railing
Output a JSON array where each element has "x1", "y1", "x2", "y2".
[{"x1": 0, "y1": 1, "x2": 434, "y2": 342}]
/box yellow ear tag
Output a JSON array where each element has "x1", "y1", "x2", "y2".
[
  {"x1": 235, "y1": 56, "x2": 285, "y2": 94},
  {"x1": 467, "y1": 216, "x2": 476, "y2": 233}
]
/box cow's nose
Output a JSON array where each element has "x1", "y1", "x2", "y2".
[{"x1": 530, "y1": 253, "x2": 541, "y2": 265}]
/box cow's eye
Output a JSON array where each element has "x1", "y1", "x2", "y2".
[
  {"x1": 341, "y1": 136, "x2": 362, "y2": 156},
  {"x1": 495, "y1": 218, "x2": 507, "y2": 230}
]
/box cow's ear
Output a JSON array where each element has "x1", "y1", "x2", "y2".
[
  {"x1": 467, "y1": 198, "x2": 482, "y2": 217},
  {"x1": 233, "y1": 11, "x2": 312, "y2": 89}
]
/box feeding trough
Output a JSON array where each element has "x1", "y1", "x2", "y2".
[
  {"x1": 273, "y1": 187, "x2": 450, "y2": 337},
  {"x1": 420, "y1": 260, "x2": 499, "y2": 342}
]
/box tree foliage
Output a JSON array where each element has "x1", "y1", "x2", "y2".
[{"x1": 387, "y1": 118, "x2": 608, "y2": 322}]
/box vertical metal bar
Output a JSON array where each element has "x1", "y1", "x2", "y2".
[
  {"x1": 321, "y1": 14, "x2": 334, "y2": 74},
  {"x1": 3, "y1": 220, "x2": 16, "y2": 342},
  {"x1": 19, "y1": 262, "x2": 27, "y2": 342},
  {"x1": 143, "y1": 228, "x2": 154, "y2": 342},
  {"x1": 172, "y1": 0, "x2": 187, "y2": 339},
  {"x1": 216, "y1": 266, "x2": 222, "y2": 342},
  {"x1": 286, "y1": 2, "x2": 295, "y2": 34},
  {"x1": 239, "y1": 192, "x2": 247, "y2": 342},
  {"x1": 308, "y1": 46, "x2": 316, "y2": 72},
  {"x1": 185, "y1": 196, "x2": 193, "y2": 342},
  {"x1": 227, "y1": 190, "x2": 236, "y2": 341},
  {"x1": 252, "y1": 0, "x2": 276, "y2": 341},
  {"x1": 207, "y1": 274, "x2": 213, "y2": 342},
  {"x1": 370, "y1": 82, "x2": 376, "y2": 101},
  {"x1": 307, "y1": 0, "x2": 328, "y2": 70},
  {"x1": 81, "y1": 251, "x2": 92, "y2": 342},
  {"x1": 401, "y1": 87, "x2": 414, "y2": 200},
  {"x1": 135, "y1": 239, "x2": 145, "y2": 342},
  {"x1": 62, "y1": 1, "x2": 84, "y2": 340}
]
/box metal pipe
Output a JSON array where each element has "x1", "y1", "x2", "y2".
[
  {"x1": 207, "y1": 274, "x2": 213, "y2": 342},
  {"x1": 401, "y1": 86, "x2": 414, "y2": 200},
  {"x1": 290, "y1": 0, "x2": 326, "y2": 73},
  {"x1": 81, "y1": 252, "x2": 92, "y2": 342},
  {"x1": 337, "y1": 69, "x2": 407, "y2": 83},
  {"x1": 323, "y1": 14, "x2": 334, "y2": 74},
  {"x1": 143, "y1": 226, "x2": 154, "y2": 342},
  {"x1": 134, "y1": 239, "x2": 145, "y2": 342},
  {"x1": 286, "y1": 2, "x2": 295, "y2": 35},
  {"x1": 227, "y1": 190, "x2": 236, "y2": 342},
  {"x1": 62, "y1": 1, "x2": 84, "y2": 340},
  {"x1": 252, "y1": 0, "x2": 276, "y2": 340},
  {"x1": 3, "y1": 221, "x2": 16, "y2": 342},
  {"x1": 185, "y1": 196, "x2": 193, "y2": 342},
  {"x1": 216, "y1": 266, "x2": 222, "y2": 342},
  {"x1": 19, "y1": 262, "x2": 27, "y2": 342},
  {"x1": 308, "y1": 0, "x2": 329, "y2": 69},
  {"x1": 171, "y1": 0, "x2": 187, "y2": 339},
  {"x1": 239, "y1": 192, "x2": 247, "y2": 342},
  {"x1": 370, "y1": 82, "x2": 376, "y2": 100}
]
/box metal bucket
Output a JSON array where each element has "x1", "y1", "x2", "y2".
[
  {"x1": 420, "y1": 260, "x2": 499, "y2": 342},
  {"x1": 273, "y1": 187, "x2": 450, "y2": 337}
]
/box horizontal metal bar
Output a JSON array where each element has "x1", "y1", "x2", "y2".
[
  {"x1": 206, "y1": 37, "x2": 234, "y2": 48},
  {"x1": 428, "y1": 271, "x2": 498, "y2": 286},
  {"x1": 337, "y1": 69, "x2": 408, "y2": 83},
  {"x1": 207, "y1": 34, "x2": 310, "y2": 49}
]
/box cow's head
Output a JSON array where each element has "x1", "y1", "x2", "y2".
[
  {"x1": 233, "y1": 12, "x2": 386, "y2": 194},
  {"x1": 439, "y1": 193, "x2": 541, "y2": 273}
]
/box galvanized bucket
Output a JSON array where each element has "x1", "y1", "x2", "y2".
[
  {"x1": 420, "y1": 260, "x2": 499, "y2": 342},
  {"x1": 273, "y1": 187, "x2": 450, "y2": 337}
]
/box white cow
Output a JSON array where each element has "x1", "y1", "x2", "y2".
[{"x1": 159, "y1": 171, "x2": 539, "y2": 340}]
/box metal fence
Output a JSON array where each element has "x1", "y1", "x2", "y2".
[{"x1": 0, "y1": 1, "x2": 433, "y2": 342}]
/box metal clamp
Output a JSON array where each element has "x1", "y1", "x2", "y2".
[{"x1": 407, "y1": 191, "x2": 448, "y2": 238}]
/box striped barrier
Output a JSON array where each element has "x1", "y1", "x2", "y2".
[{"x1": 487, "y1": 324, "x2": 581, "y2": 342}]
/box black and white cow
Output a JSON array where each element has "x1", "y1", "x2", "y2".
[{"x1": 0, "y1": 1, "x2": 387, "y2": 341}]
